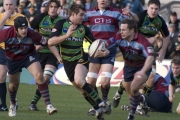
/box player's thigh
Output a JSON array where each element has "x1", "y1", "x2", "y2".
[
  {"x1": 0, "y1": 48, "x2": 8, "y2": 82},
  {"x1": 27, "y1": 61, "x2": 43, "y2": 80}
]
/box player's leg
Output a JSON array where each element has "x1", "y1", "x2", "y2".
[
  {"x1": 0, "y1": 48, "x2": 8, "y2": 111},
  {"x1": 29, "y1": 53, "x2": 58, "y2": 111},
  {"x1": 127, "y1": 71, "x2": 149, "y2": 120},
  {"x1": 113, "y1": 80, "x2": 131, "y2": 108},
  {"x1": 113, "y1": 65, "x2": 136, "y2": 108},
  {"x1": 147, "y1": 91, "x2": 171, "y2": 113},
  {"x1": 86, "y1": 62, "x2": 101, "y2": 116},
  {"x1": 8, "y1": 72, "x2": 20, "y2": 117},
  {"x1": 74, "y1": 63, "x2": 110, "y2": 119},
  {"x1": 26, "y1": 53, "x2": 57, "y2": 115}
]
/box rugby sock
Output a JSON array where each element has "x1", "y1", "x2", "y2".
[
  {"x1": 142, "y1": 85, "x2": 152, "y2": 96},
  {"x1": 101, "y1": 85, "x2": 110, "y2": 101},
  {"x1": 8, "y1": 88, "x2": 17, "y2": 105},
  {"x1": 0, "y1": 82, "x2": 7, "y2": 107},
  {"x1": 118, "y1": 81, "x2": 125, "y2": 95},
  {"x1": 84, "y1": 95, "x2": 99, "y2": 110},
  {"x1": 82, "y1": 82, "x2": 102, "y2": 104},
  {"x1": 31, "y1": 88, "x2": 42, "y2": 105},
  {"x1": 129, "y1": 94, "x2": 141, "y2": 115},
  {"x1": 38, "y1": 82, "x2": 50, "y2": 105},
  {"x1": 94, "y1": 86, "x2": 98, "y2": 94}
]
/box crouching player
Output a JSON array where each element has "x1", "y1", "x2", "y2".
[
  {"x1": 96, "y1": 19, "x2": 154, "y2": 120},
  {"x1": 0, "y1": 16, "x2": 57, "y2": 117}
]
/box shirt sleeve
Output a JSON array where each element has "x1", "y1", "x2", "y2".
[
  {"x1": 159, "y1": 16, "x2": 169, "y2": 37},
  {"x1": 30, "y1": 13, "x2": 46, "y2": 30},
  {"x1": 0, "y1": 27, "x2": 14, "y2": 42},
  {"x1": 84, "y1": 25, "x2": 96, "y2": 44},
  {"x1": 105, "y1": 33, "x2": 122, "y2": 48},
  {"x1": 140, "y1": 35, "x2": 155, "y2": 57},
  {"x1": 137, "y1": 11, "x2": 146, "y2": 28},
  {"x1": 27, "y1": 28, "x2": 47, "y2": 46},
  {"x1": 49, "y1": 19, "x2": 65, "y2": 38}
]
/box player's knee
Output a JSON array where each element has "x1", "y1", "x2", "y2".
[
  {"x1": 131, "y1": 85, "x2": 139, "y2": 96},
  {"x1": 43, "y1": 68, "x2": 56, "y2": 78},
  {"x1": 74, "y1": 79, "x2": 85, "y2": 88},
  {"x1": 87, "y1": 72, "x2": 98, "y2": 85},
  {"x1": 34, "y1": 72, "x2": 44, "y2": 82},
  {"x1": 8, "y1": 83, "x2": 18, "y2": 91},
  {"x1": 100, "y1": 72, "x2": 112, "y2": 86},
  {"x1": 101, "y1": 72, "x2": 112, "y2": 78}
]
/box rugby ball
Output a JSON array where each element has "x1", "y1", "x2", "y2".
[{"x1": 88, "y1": 39, "x2": 105, "y2": 58}]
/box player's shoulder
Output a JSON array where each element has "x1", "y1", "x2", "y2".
[
  {"x1": 55, "y1": 19, "x2": 66, "y2": 25},
  {"x1": 156, "y1": 14, "x2": 166, "y2": 23},
  {"x1": 108, "y1": 6, "x2": 122, "y2": 13}
]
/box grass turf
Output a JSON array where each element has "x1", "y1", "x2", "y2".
[{"x1": 1, "y1": 84, "x2": 180, "y2": 120}]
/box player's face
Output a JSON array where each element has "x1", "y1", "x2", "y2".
[
  {"x1": 97, "y1": 0, "x2": 109, "y2": 10},
  {"x1": 147, "y1": 4, "x2": 159, "y2": 18},
  {"x1": 48, "y1": 2, "x2": 58, "y2": 17},
  {"x1": 17, "y1": 27, "x2": 28, "y2": 38},
  {"x1": 3, "y1": 0, "x2": 16, "y2": 13},
  {"x1": 73, "y1": 9, "x2": 85, "y2": 25},
  {"x1": 120, "y1": 24, "x2": 134, "y2": 40},
  {"x1": 172, "y1": 63, "x2": 180, "y2": 77}
]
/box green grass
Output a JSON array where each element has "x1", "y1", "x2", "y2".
[{"x1": 1, "y1": 84, "x2": 180, "y2": 120}]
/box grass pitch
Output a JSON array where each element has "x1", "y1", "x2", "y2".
[{"x1": 1, "y1": 84, "x2": 180, "y2": 120}]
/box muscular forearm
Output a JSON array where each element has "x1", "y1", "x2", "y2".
[
  {"x1": 141, "y1": 56, "x2": 154, "y2": 73},
  {"x1": 129, "y1": 12, "x2": 139, "y2": 22},
  {"x1": 48, "y1": 34, "x2": 69, "y2": 46},
  {"x1": 169, "y1": 84, "x2": 175, "y2": 97},
  {"x1": 48, "y1": 46, "x2": 61, "y2": 60},
  {"x1": 161, "y1": 36, "x2": 170, "y2": 52}
]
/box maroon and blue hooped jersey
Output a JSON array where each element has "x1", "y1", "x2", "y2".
[
  {"x1": 106, "y1": 33, "x2": 154, "y2": 67},
  {"x1": 153, "y1": 73, "x2": 169, "y2": 97},
  {"x1": 0, "y1": 26, "x2": 47, "y2": 60},
  {"x1": 84, "y1": 6, "x2": 129, "y2": 40}
]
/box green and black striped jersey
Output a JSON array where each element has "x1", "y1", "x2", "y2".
[{"x1": 50, "y1": 19, "x2": 95, "y2": 62}]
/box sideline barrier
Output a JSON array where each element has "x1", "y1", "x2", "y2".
[{"x1": 52, "y1": 60, "x2": 171, "y2": 87}]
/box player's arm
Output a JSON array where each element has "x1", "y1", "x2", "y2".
[
  {"x1": 140, "y1": 39, "x2": 155, "y2": 73},
  {"x1": 122, "y1": 8, "x2": 139, "y2": 22},
  {"x1": 169, "y1": 84, "x2": 175, "y2": 102},
  {"x1": 84, "y1": 25, "x2": 96, "y2": 43},
  {"x1": 0, "y1": 26, "x2": 13, "y2": 42},
  {"x1": 169, "y1": 73, "x2": 176, "y2": 102},
  {"x1": 30, "y1": 13, "x2": 46, "y2": 30},
  {"x1": 96, "y1": 34, "x2": 121, "y2": 57},
  {"x1": 48, "y1": 20, "x2": 76, "y2": 46},
  {"x1": 48, "y1": 46, "x2": 62, "y2": 63},
  {"x1": 158, "y1": 16, "x2": 170, "y2": 62},
  {"x1": 0, "y1": 11, "x2": 12, "y2": 30},
  {"x1": 28, "y1": 28, "x2": 48, "y2": 46}
]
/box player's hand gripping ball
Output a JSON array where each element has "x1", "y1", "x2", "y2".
[{"x1": 88, "y1": 39, "x2": 105, "y2": 58}]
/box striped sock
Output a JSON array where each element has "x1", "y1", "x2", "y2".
[
  {"x1": 8, "y1": 88, "x2": 17, "y2": 105},
  {"x1": 84, "y1": 95, "x2": 99, "y2": 110},
  {"x1": 101, "y1": 85, "x2": 110, "y2": 101},
  {"x1": 94, "y1": 86, "x2": 98, "y2": 94},
  {"x1": 31, "y1": 88, "x2": 42, "y2": 104},
  {"x1": 38, "y1": 82, "x2": 50, "y2": 105},
  {"x1": 82, "y1": 82, "x2": 102, "y2": 105},
  {"x1": 129, "y1": 94, "x2": 141, "y2": 115},
  {"x1": 118, "y1": 81, "x2": 125, "y2": 94}
]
